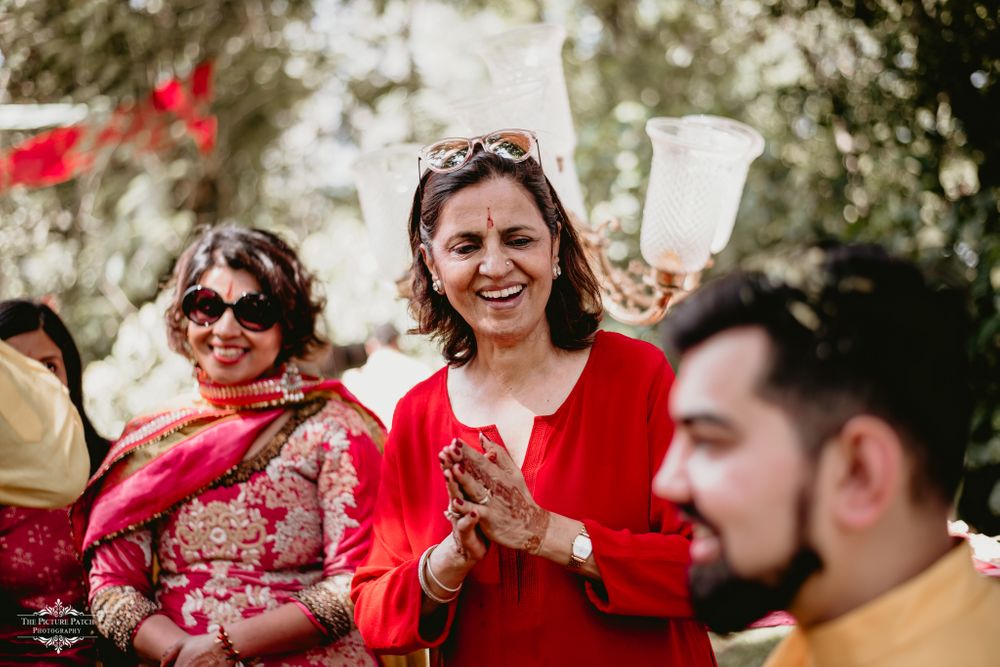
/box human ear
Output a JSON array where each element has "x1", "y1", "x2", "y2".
[
  {"x1": 419, "y1": 243, "x2": 437, "y2": 280},
  {"x1": 827, "y1": 415, "x2": 904, "y2": 530}
]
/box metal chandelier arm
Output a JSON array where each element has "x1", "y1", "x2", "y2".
[{"x1": 570, "y1": 216, "x2": 701, "y2": 327}]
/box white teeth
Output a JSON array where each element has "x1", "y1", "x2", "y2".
[
  {"x1": 212, "y1": 346, "x2": 245, "y2": 359},
  {"x1": 480, "y1": 285, "x2": 525, "y2": 299}
]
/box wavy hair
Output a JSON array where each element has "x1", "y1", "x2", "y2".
[
  {"x1": 164, "y1": 225, "x2": 325, "y2": 365},
  {"x1": 407, "y1": 148, "x2": 602, "y2": 365}
]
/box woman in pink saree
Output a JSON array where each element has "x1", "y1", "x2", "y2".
[
  {"x1": 0, "y1": 300, "x2": 110, "y2": 665},
  {"x1": 73, "y1": 226, "x2": 384, "y2": 666}
]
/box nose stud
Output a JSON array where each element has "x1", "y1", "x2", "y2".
[{"x1": 480, "y1": 258, "x2": 514, "y2": 273}]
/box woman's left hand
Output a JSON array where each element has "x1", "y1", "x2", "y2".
[
  {"x1": 442, "y1": 433, "x2": 551, "y2": 554},
  {"x1": 163, "y1": 633, "x2": 229, "y2": 667}
]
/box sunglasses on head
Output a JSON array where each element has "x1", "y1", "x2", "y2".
[
  {"x1": 418, "y1": 128, "x2": 539, "y2": 174},
  {"x1": 181, "y1": 285, "x2": 279, "y2": 332}
]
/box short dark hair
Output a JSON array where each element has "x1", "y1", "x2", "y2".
[
  {"x1": 165, "y1": 225, "x2": 325, "y2": 364},
  {"x1": 407, "y1": 148, "x2": 602, "y2": 365},
  {"x1": 0, "y1": 299, "x2": 110, "y2": 476},
  {"x1": 665, "y1": 244, "x2": 972, "y2": 502}
]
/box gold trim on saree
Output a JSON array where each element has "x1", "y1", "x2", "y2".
[
  {"x1": 91, "y1": 584, "x2": 159, "y2": 653},
  {"x1": 216, "y1": 399, "x2": 325, "y2": 487},
  {"x1": 84, "y1": 400, "x2": 324, "y2": 555},
  {"x1": 292, "y1": 574, "x2": 356, "y2": 641}
]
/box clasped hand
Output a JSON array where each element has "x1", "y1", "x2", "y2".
[
  {"x1": 438, "y1": 433, "x2": 550, "y2": 555},
  {"x1": 158, "y1": 632, "x2": 229, "y2": 667}
]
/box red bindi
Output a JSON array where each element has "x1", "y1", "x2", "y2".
[{"x1": 486, "y1": 208, "x2": 494, "y2": 229}]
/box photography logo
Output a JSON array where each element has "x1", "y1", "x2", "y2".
[{"x1": 17, "y1": 599, "x2": 97, "y2": 653}]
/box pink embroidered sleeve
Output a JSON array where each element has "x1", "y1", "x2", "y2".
[
  {"x1": 319, "y1": 431, "x2": 382, "y2": 576},
  {"x1": 88, "y1": 528, "x2": 160, "y2": 652},
  {"x1": 292, "y1": 415, "x2": 382, "y2": 641}
]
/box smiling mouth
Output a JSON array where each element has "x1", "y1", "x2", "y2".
[
  {"x1": 690, "y1": 521, "x2": 723, "y2": 564},
  {"x1": 210, "y1": 345, "x2": 248, "y2": 362},
  {"x1": 477, "y1": 284, "x2": 525, "y2": 301}
]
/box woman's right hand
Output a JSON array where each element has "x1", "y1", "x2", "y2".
[
  {"x1": 416, "y1": 444, "x2": 489, "y2": 606},
  {"x1": 442, "y1": 494, "x2": 489, "y2": 564},
  {"x1": 439, "y1": 444, "x2": 490, "y2": 564},
  {"x1": 159, "y1": 633, "x2": 228, "y2": 667}
]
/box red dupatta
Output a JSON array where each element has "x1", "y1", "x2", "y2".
[{"x1": 72, "y1": 364, "x2": 383, "y2": 556}]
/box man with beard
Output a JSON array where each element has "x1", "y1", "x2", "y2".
[{"x1": 653, "y1": 244, "x2": 1000, "y2": 666}]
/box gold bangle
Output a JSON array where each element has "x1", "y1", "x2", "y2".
[{"x1": 215, "y1": 625, "x2": 244, "y2": 665}]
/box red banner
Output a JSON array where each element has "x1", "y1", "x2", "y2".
[{"x1": 0, "y1": 61, "x2": 216, "y2": 191}]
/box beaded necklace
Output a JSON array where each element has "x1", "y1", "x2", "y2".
[{"x1": 197, "y1": 363, "x2": 326, "y2": 410}]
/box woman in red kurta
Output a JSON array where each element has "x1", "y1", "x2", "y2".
[{"x1": 351, "y1": 132, "x2": 715, "y2": 666}]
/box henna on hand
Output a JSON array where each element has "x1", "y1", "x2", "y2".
[
  {"x1": 488, "y1": 477, "x2": 550, "y2": 553},
  {"x1": 440, "y1": 460, "x2": 489, "y2": 563},
  {"x1": 521, "y1": 504, "x2": 550, "y2": 555},
  {"x1": 449, "y1": 436, "x2": 552, "y2": 554}
]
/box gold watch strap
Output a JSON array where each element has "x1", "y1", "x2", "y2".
[{"x1": 568, "y1": 525, "x2": 591, "y2": 568}]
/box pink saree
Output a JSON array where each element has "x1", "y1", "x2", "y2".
[{"x1": 72, "y1": 365, "x2": 385, "y2": 666}]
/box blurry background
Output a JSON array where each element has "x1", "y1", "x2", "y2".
[{"x1": 0, "y1": 0, "x2": 997, "y2": 553}]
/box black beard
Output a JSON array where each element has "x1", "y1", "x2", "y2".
[{"x1": 689, "y1": 547, "x2": 823, "y2": 634}]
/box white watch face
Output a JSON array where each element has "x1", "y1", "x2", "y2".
[{"x1": 572, "y1": 534, "x2": 593, "y2": 560}]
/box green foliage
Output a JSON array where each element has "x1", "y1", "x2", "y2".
[{"x1": 1, "y1": 0, "x2": 322, "y2": 358}]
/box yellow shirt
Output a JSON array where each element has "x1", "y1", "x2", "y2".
[
  {"x1": 0, "y1": 338, "x2": 88, "y2": 507},
  {"x1": 764, "y1": 542, "x2": 1000, "y2": 667}
]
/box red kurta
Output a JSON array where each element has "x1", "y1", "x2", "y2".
[{"x1": 351, "y1": 331, "x2": 715, "y2": 666}]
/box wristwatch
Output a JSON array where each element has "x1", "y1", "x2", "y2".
[{"x1": 569, "y1": 525, "x2": 592, "y2": 568}]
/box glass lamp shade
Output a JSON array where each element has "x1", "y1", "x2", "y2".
[
  {"x1": 476, "y1": 24, "x2": 587, "y2": 222},
  {"x1": 640, "y1": 117, "x2": 761, "y2": 274},
  {"x1": 478, "y1": 24, "x2": 576, "y2": 148},
  {"x1": 352, "y1": 143, "x2": 422, "y2": 282},
  {"x1": 681, "y1": 115, "x2": 766, "y2": 254},
  {"x1": 446, "y1": 79, "x2": 548, "y2": 137}
]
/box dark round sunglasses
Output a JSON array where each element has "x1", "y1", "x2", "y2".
[{"x1": 181, "y1": 285, "x2": 279, "y2": 332}]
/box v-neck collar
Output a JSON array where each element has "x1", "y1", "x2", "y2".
[{"x1": 439, "y1": 331, "x2": 603, "y2": 470}]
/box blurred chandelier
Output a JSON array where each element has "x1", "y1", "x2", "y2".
[{"x1": 354, "y1": 24, "x2": 764, "y2": 326}]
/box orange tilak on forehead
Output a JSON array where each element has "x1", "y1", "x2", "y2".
[
  {"x1": 486, "y1": 207, "x2": 494, "y2": 230},
  {"x1": 202, "y1": 266, "x2": 242, "y2": 300},
  {"x1": 216, "y1": 279, "x2": 240, "y2": 301}
]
